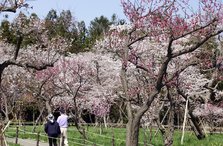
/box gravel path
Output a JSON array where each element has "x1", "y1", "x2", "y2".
[{"x1": 7, "y1": 137, "x2": 49, "y2": 146}]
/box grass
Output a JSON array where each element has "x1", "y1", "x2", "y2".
[
  {"x1": 8, "y1": 142, "x2": 20, "y2": 146},
  {"x1": 5, "y1": 124, "x2": 223, "y2": 146}
]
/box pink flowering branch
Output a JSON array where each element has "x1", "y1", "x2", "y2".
[{"x1": 0, "y1": 0, "x2": 29, "y2": 13}]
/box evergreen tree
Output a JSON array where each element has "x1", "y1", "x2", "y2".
[
  {"x1": 89, "y1": 15, "x2": 110, "y2": 42},
  {"x1": 0, "y1": 20, "x2": 16, "y2": 43}
]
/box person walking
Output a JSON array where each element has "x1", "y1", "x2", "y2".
[
  {"x1": 57, "y1": 108, "x2": 69, "y2": 146},
  {"x1": 44, "y1": 114, "x2": 61, "y2": 146}
]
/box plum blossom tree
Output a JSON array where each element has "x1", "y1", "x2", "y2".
[
  {"x1": 49, "y1": 53, "x2": 120, "y2": 115},
  {"x1": 0, "y1": 65, "x2": 27, "y2": 121},
  {"x1": 35, "y1": 51, "x2": 121, "y2": 137},
  {"x1": 0, "y1": 13, "x2": 69, "y2": 82},
  {"x1": 95, "y1": 0, "x2": 223, "y2": 145},
  {"x1": 0, "y1": 13, "x2": 70, "y2": 123},
  {"x1": 188, "y1": 37, "x2": 223, "y2": 132}
]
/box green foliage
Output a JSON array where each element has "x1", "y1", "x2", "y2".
[
  {"x1": 0, "y1": 20, "x2": 16, "y2": 44},
  {"x1": 45, "y1": 9, "x2": 90, "y2": 53},
  {"x1": 19, "y1": 13, "x2": 40, "y2": 47},
  {"x1": 216, "y1": 81, "x2": 223, "y2": 90},
  {"x1": 45, "y1": 9, "x2": 57, "y2": 21},
  {"x1": 87, "y1": 14, "x2": 126, "y2": 49},
  {"x1": 0, "y1": 12, "x2": 40, "y2": 47},
  {"x1": 88, "y1": 15, "x2": 110, "y2": 41},
  {"x1": 110, "y1": 13, "x2": 126, "y2": 25},
  {"x1": 68, "y1": 21, "x2": 91, "y2": 53},
  {"x1": 45, "y1": 9, "x2": 73, "y2": 39}
]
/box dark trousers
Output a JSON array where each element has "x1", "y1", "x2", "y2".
[{"x1": 48, "y1": 137, "x2": 57, "y2": 146}]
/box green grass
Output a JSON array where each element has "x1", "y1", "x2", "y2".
[
  {"x1": 8, "y1": 142, "x2": 20, "y2": 146},
  {"x1": 5, "y1": 125, "x2": 223, "y2": 146}
]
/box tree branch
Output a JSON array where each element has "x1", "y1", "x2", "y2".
[{"x1": 172, "y1": 29, "x2": 223, "y2": 58}]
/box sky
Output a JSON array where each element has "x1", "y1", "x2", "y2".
[{"x1": 0, "y1": 0, "x2": 127, "y2": 27}]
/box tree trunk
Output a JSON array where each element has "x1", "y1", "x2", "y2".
[
  {"x1": 125, "y1": 91, "x2": 158, "y2": 146},
  {"x1": 156, "y1": 88, "x2": 175, "y2": 146},
  {"x1": 187, "y1": 99, "x2": 205, "y2": 139},
  {"x1": 72, "y1": 97, "x2": 87, "y2": 139},
  {"x1": 2, "y1": 96, "x2": 9, "y2": 121},
  {"x1": 32, "y1": 108, "x2": 45, "y2": 132},
  {"x1": 177, "y1": 88, "x2": 205, "y2": 140},
  {"x1": 188, "y1": 112, "x2": 205, "y2": 139},
  {"x1": 163, "y1": 108, "x2": 174, "y2": 146},
  {"x1": 126, "y1": 118, "x2": 141, "y2": 146},
  {"x1": 45, "y1": 100, "x2": 52, "y2": 114}
]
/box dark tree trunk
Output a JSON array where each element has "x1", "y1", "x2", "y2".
[
  {"x1": 32, "y1": 108, "x2": 44, "y2": 132},
  {"x1": 163, "y1": 108, "x2": 174, "y2": 146},
  {"x1": 126, "y1": 118, "x2": 141, "y2": 146},
  {"x1": 188, "y1": 112, "x2": 205, "y2": 139},
  {"x1": 72, "y1": 97, "x2": 87, "y2": 139},
  {"x1": 155, "y1": 88, "x2": 175, "y2": 146},
  {"x1": 177, "y1": 88, "x2": 205, "y2": 140}
]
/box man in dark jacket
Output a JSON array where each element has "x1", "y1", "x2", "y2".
[{"x1": 45, "y1": 114, "x2": 61, "y2": 146}]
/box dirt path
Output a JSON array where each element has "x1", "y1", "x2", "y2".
[{"x1": 6, "y1": 137, "x2": 49, "y2": 146}]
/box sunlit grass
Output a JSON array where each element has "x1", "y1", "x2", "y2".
[
  {"x1": 8, "y1": 143, "x2": 20, "y2": 146},
  {"x1": 5, "y1": 124, "x2": 223, "y2": 146}
]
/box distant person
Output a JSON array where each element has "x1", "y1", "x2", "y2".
[
  {"x1": 44, "y1": 114, "x2": 61, "y2": 146},
  {"x1": 57, "y1": 108, "x2": 69, "y2": 146}
]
